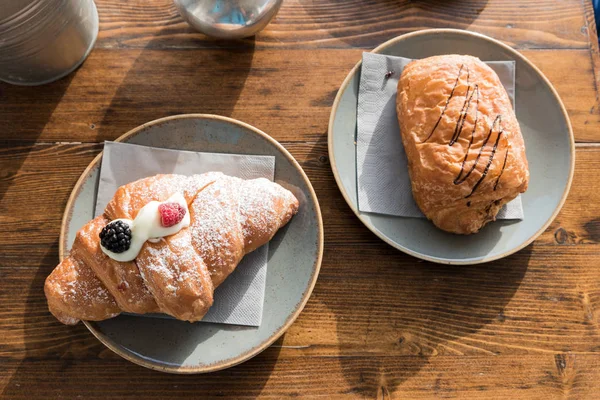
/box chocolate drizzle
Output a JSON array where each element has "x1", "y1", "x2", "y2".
[
  {"x1": 493, "y1": 148, "x2": 509, "y2": 191},
  {"x1": 449, "y1": 83, "x2": 477, "y2": 147},
  {"x1": 453, "y1": 85, "x2": 480, "y2": 186},
  {"x1": 455, "y1": 97, "x2": 501, "y2": 188},
  {"x1": 421, "y1": 62, "x2": 510, "y2": 198},
  {"x1": 423, "y1": 64, "x2": 468, "y2": 143},
  {"x1": 465, "y1": 116, "x2": 504, "y2": 198}
]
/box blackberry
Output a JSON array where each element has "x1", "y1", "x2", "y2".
[{"x1": 99, "y1": 220, "x2": 132, "y2": 253}]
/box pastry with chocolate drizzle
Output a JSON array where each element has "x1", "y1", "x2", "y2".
[{"x1": 396, "y1": 55, "x2": 529, "y2": 234}]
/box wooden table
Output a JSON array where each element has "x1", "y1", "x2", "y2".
[{"x1": 2, "y1": 0, "x2": 600, "y2": 398}]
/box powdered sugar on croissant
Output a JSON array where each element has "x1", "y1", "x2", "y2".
[{"x1": 44, "y1": 173, "x2": 299, "y2": 324}]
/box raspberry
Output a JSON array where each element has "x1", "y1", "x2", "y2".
[{"x1": 158, "y1": 202, "x2": 186, "y2": 227}]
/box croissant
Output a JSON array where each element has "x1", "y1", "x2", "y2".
[
  {"x1": 397, "y1": 55, "x2": 529, "y2": 234},
  {"x1": 45, "y1": 172, "x2": 299, "y2": 325}
]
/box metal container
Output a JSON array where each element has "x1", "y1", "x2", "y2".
[
  {"x1": 0, "y1": 0, "x2": 99, "y2": 86},
  {"x1": 174, "y1": 0, "x2": 282, "y2": 39}
]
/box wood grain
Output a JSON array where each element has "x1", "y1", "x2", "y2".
[
  {"x1": 1, "y1": 49, "x2": 599, "y2": 144},
  {"x1": 2, "y1": 354, "x2": 600, "y2": 399},
  {"x1": 92, "y1": 0, "x2": 591, "y2": 50},
  {"x1": 1, "y1": 0, "x2": 600, "y2": 398}
]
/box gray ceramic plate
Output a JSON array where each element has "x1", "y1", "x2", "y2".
[
  {"x1": 328, "y1": 29, "x2": 574, "y2": 264},
  {"x1": 60, "y1": 114, "x2": 323, "y2": 373}
]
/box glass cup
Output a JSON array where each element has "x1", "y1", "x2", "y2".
[{"x1": 0, "y1": 0, "x2": 99, "y2": 86}]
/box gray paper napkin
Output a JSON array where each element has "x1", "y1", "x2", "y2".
[
  {"x1": 96, "y1": 141, "x2": 276, "y2": 327},
  {"x1": 357, "y1": 52, "x2": 523, "y2": 219}
]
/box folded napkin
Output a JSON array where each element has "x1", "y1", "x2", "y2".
[
  {"x1": 357, "y1": 52, "x2": 523, "y2": 219},
  {"x1": 95, "y1": 141, "x2": 276, "y2": 327}
]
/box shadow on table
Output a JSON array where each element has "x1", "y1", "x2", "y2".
[
  {"x1": 303, "y1": 142, "x2": 532, "y2": 397},
  {"x1": 301, "y1": 0, "x2": 490, "y2": 47},
  {"x1": 3, "y1": 245, "x2": 281, "y2": 398},
  {"x1": 340, "y1": 246, "x2": 531, "y2": 395},
  {"x1": 93, "y1": 29, "x2": 256, "y2": 143},
  {"x1": 0, "y1": 75, "x2": 73, "y2": 203}
]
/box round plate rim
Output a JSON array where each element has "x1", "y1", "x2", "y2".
[
  {"x1": 327, "y1": 28, "x2": 575, "y2": 265},
  {"x1": 59, "y1": 113, "x2": 324, "y2": 373}
]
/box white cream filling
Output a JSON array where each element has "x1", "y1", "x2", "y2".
[{"x1": 100, "y1": 193, "x2": 190, "y2": 262}]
